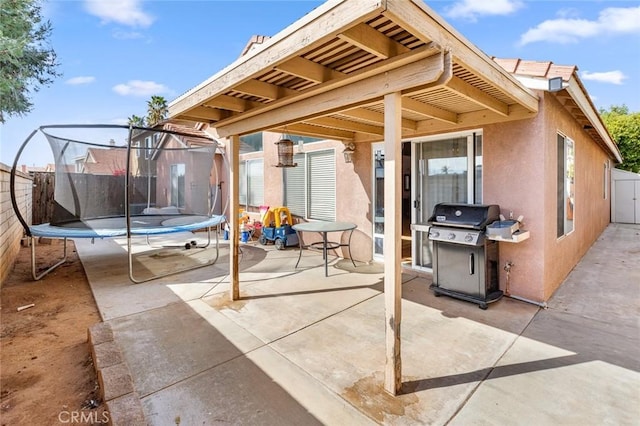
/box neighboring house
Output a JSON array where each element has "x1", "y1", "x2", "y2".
[
  {"x1": 75, "y1": 143, "x2": 127, "y2": 175},
  {"x1": 145, "y1": 123, "x2": 224, "y2": 215},
  {"x1": 166, "y1": 0, "x2": 622, "y2": 393}
]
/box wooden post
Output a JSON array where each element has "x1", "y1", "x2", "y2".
[
  {"x1": 229, "y1": 135, "x2": 240, "y2": 300},
  {"x1": 383, "y1": 91, "x2": 403, "y2": 395}
]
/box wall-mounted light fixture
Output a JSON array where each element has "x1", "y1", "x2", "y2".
[
  {"x1": 342, "y1": 142, "x2": 356, "y2": 163},
  {"x1": 548, "y1": 76, "x2": 564, "y2": 92},
  {"x1": 275, "y1": 135, "x2": 297, "y2": 167}
]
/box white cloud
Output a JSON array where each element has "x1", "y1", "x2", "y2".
[
  {"x1": 84, "y1": 0, "x2": 154, "y2": 28},
  {"x1": 66, "y1": 76, "x2": 95, "y2": 85},
  {"x1": 581, "y1": 70, "x2": 627, "y2": 85},
  {"x1": 445, "y1": 0, "x2": 523, "y2": 22},
  {"x1": 520, "y1": 6, "x2": 640, "y2": 45},
  {"x1": 113, "y1": 80, "x2": 169, "y2": 97}
]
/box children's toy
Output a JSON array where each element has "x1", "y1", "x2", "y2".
[{"x1": 258, "y1": 207, "x2": 298, "y2": 250}]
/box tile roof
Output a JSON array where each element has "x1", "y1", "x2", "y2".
[
  {"x1": 493, "y1": 58, "x2": 577, "y2": 81},
  {"x1": 84, "y1": 148, "x2": 127, "y2": 175}
]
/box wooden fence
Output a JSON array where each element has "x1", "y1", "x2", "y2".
[{"x1": 32, "y1": 172, "x2": 156, "y2": 224}]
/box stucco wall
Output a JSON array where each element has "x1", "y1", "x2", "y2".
[
  {"x1": 541, "y1": 93, "x2": 611, "y2": 299},
  {"x1": 1, "y1": 163, "x2": 32, "y2": 286},
  {"x1": 484, "y1": 92, "x2": 612, "y2": 301},
  {"x1": 484, "y1": 114, "x2": 547, "y2": 302}
]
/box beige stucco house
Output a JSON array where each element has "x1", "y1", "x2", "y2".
[{"x1": 166, "y1": 0, "x2": 621, "y2": 393}]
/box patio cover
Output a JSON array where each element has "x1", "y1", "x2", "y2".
[{"x1": 167, "y1": 0, "x2": 610, "y2": 395}]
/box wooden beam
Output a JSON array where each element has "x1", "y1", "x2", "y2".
[
  {"x1": 204, "y1": 95, "x2": 259, "y2": 113},
  {"x1": 383, "y1": 91, "x2": 403, "y2": 396},
  {"x1": 234, "y1": 79, "x2": 296, "y2": 100},
  {"x1": 274, "y1": 123, "x2": 355, "y2": 140},
  {"x1": 446, "y1": 76, "x2": 509, "y2": 116},
  {"x1": 340, "y1": 107, "x2": 418, "y2": 130},
  {"x1": 182, "y1": 106, "x2": 227, "y2": 121},
  {"x1": 402, "y1": 97, "x2": 458, "y2": 124},
  {"x1": 229, "y1": 135, "x2": 240, "y2": 301},
  {"x1": 338, "y1": 22, "x2": 410, "y2": 59},
  {"x1": 275, "y1": 56, "x2": 346, "y2": 84},
  {"x1": 216, "y1": 53, "x2": 444, "y2": 137},
  {"x1": 308, "y1": 116, "x2": 384, "y2": 136}
]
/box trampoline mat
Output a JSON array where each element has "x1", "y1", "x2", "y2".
[{"x1": 29, "y1": 214, "x2": 225, "y2": 238}]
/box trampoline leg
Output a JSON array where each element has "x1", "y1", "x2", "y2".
[
  {"x1": 346, "y1": 229, "x2": 356, "y2": 268},
  {"x1": 31, "y1": 237, "x2": 68, "y2": 280},
  {"x1": 128, "y1": 225, "x2": 221, "y2": 284}
]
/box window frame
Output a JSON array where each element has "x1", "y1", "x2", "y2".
[
  {"x1": 557, "y1": 133, "x2": 575, "y2": 238},
  {"x1": 170, "y1": 163, "x2": 186, "y2": 209},
  {"x1": 238, "y1": 158, "x2": 264, "y2": 209}
]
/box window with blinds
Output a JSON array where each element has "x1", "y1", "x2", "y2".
[
  {"x1": 284, "y1": 149, "x2": 335, "y2": 221},
  {"x1": 239, "y1": 159, "x2": 264, "y2": 208}
]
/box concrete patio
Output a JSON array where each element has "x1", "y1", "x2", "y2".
[{"x1": 76, "y1": 223, "x2": 640, "y2": 425}]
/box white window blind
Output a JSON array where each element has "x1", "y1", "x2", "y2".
[
  {"x1": 284, "y1": 154, "x2": 306, "y2": 217},
  {"x1": 247, "y1": 159, "x2": 264, "y2": 207},
  {"x1": 284, "y1": 150, "x2": 335, "y2": 221},
  {"x1": 308, "y1": 150, "x2": 336, "y2": 221}
]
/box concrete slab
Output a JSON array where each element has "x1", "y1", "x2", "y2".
[{"x1": 73, "y1": 224, "x2": 640, "y2": 425}]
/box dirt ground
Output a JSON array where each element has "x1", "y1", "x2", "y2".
[{"x1": 1, "y1": 239, "x2": 106, "y2": 425}]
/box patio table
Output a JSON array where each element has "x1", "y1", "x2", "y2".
[{"x1": 292, "y1": 221, "x2": 357, "y2": 277}]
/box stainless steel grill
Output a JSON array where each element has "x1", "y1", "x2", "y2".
[{"x1": 428, "y1": 203, "x2": 502, "y2": 309}]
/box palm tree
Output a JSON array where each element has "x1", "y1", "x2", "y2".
[
  {"x1": 127, "y1": 114, "x2": 145, "y2": 127},
  {"x1": 146, "y1": 95, "x2": 168, "y2": 127}
]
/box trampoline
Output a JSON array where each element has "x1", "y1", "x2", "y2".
[{"x1": 10, "y1": 124, "x2": 227, "y2": 283}]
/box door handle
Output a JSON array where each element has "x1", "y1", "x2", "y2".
[{"x1": 469, "y1": 253, "x2": 475, "y2": 275}]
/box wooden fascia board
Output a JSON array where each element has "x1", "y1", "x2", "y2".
[
  {"x1": 564, "y1": 78, "x2": 622, "y2": 162},
  {"x1": 337, "y1": 22, "x2": 410, "y2": 59},
  {"x1": 402, "y1": 97, "x2": 457, "y2": 124},
  {"x1": 212, "y1": 45, "x2": 440, "y2": 134},
  {"x1": 168, "y1": 0, "x2": 386, "y2": 118},
  {"x1": 215, "y1": 52, "x2": 445, "y2": 137},
  {"x1": 340, "y1": 107, "x2": 418, "y2": 130},
  {"x1": 307, "y1": 116, "x2": 384, "y2": 135},
  {"x1": 446, "y1": 76, "x2": 509, "y2": 116},
  {"x1": 274, "y1": 56, "x2": 346, "y2": 84},
  {"x1": 383, "y1": 0, "x2": 538, "y2": 113},
  {"x1": 273, "y1": 123, "x2": 355, "y2": 140}
]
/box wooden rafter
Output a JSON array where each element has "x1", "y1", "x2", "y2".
[
  {"x1": 446, "y1": 76, "x2": 509, "y2": 116},
  {"x1": 340, "y1": 107, "x2": 418, "y2": 130},
  {"x1": 203, "y1": 95, "x2": 260, "y2": 113},
  {"x1": 307, "y1": 116, "x2": 384, "y2": 136},
  {"x1": 337, "y1": 22, "x2": 410, "y2": 59},
  {"x1": 275, "y1": 56, "x2": 346, "y2": 84},
  {"x1": 273, "y1": 123, "x2": 355, "y2": 140},
  {"x1": 234, "y1": 79, "x2": 297, "y2": 100},
  {"x1": 402, "y1": 97, "x2": 457, "y2": 124}
]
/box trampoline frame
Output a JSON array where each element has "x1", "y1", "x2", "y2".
[{"x1": 10, "y1": 124, "x2": 226, "y2": 283}]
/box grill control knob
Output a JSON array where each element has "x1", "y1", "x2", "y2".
[
  {"x1": 431, "y1": 231, "x2": 440, "y2": 238},
  {"x1": 447, "y1": 233, "x2": 456, "y2": 240},
  {"x1": 465, "y1": 234, "x2": 474, "y2": 243}
]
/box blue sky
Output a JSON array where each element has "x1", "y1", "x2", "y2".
[{"x1": 1, "y1": 0, "x2": 639, "y2": 167}]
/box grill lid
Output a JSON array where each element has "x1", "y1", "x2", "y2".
[{"x1": 428, "y1": 203, "x2": 500, "y2": 230}]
